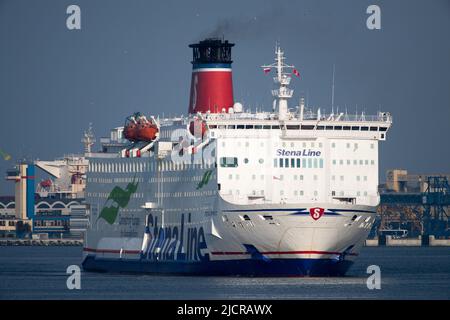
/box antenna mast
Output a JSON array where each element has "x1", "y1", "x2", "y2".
[
  {"x1": 82, "y1": 123, "x2": 96, "y2": 155},
  {"x1": 262, "y1": 45, "x2": 297, "y2": 120},
  {"x1": 331, "y1": 64, "x2": 335, "y2": 113}
]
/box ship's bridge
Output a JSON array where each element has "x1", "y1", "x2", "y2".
[{"x1": 204, "y1": 109, "x2": 392, "y2": 141}]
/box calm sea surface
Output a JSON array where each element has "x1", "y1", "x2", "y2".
[{"x1": 0, "y1": 246, "x2": 449, "y2": 300}]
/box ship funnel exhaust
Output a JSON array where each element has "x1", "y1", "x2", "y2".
[{"x1": 188, "y1": 38, "x2": 235, "y2": 114}]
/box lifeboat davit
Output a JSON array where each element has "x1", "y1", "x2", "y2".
[
  {"x1": 189, "y1": 118, "x2": 207, "y2": 138},
  {"x1": 123, "y1": 112, "x2": 159, "y2": 142}
]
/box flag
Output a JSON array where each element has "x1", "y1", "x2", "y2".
[
  {"x1": 263, "y1": 67, "x2": 271, "y2": 74},
  {"x1": 293, "y1": 69, "x2": 300, "y2": 77}
]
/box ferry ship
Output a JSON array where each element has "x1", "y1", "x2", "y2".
[{"x1": 82, "y1": 39, "x2": 392, "y2": 276}]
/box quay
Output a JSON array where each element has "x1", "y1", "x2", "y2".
[
  {"x1": 365, "y1": 235, "x2": 450, "y2": 247},
  {"x1": 0, "y1": 239, "x2": 83, "y2": 246}
]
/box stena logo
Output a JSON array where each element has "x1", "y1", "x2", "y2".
[
  {"x1": 309, "y1": 207, "x2": 324, "y2": 220},
  {"x1": 142, "y1": 213, "x2": 208, "y2": 262}
]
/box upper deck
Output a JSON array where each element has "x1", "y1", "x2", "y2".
[{"x1": 201, "y1": 108, "x2": 392, "y2": 141}]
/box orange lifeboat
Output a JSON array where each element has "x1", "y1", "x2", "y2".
[
  {"x1": 123, "y1": 113, "x2": 159, "y2": 142},
  {"x1": 189, "y1": 118, "x2": 207, "y2": 138},
  {"x1": 136, "y1": 116, "x2": 159, "y2": 142},
  {"x1": 123, "y1": 114, "x2": 139, "y2": 141}
]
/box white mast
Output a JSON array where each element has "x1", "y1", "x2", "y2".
[
  {"x1": 262, "y1": 45, "x2": 296, "y2": 120},
  {"x1": 82, "y1": 123, "x2": 96, "y2": 155}
]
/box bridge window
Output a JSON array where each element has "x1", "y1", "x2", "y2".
[{"x1": 220, "y1": 157, "x2": 238, "y2": 167}]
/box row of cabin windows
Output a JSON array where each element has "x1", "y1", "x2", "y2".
[
  {"x1": 87, "y1": 192, "x2": 144, "y2": 199},
  {"x1": 225, "y1": 190, "x2": 369, "y2": 197},
  {"x1": 331, "y1": 142, "x2": 375, "y2": 149},
  {"x1": 282, "y1": 142, "x2": 322, "y2": 148},
  {"x1": 274, "y1": 158, "x2": 324, "y2": 169},
  {"x1": 281, "y1": 190, "x2": 316, "y2": 196},
  {"x1": 226, "y1": 174, "x2": 317, "y2": 181},
  {"x1": 331, "y1": 175, "x2": 368, "y2": 181},
  {"x1": 90, "y1": 161, "x2": 213, "y2": 173},
  {"x1": 220, "y1": 157, "x2": 265, "y2": 167},
  {"x1": 332, "y1": 159, "x2": 375, "y2": 165},
  {"x1": 210, "y1": 124, "x2": 388, "y2": 131},
  {"x1": 225, "y1": 174, "x2": 370, "y2": 182},
  {"x1": 221, "y1": 141, "x2": 323, "y2": 148},
  {"x1": 0, "y1": 220, "x2": 15, "y2": 226}
]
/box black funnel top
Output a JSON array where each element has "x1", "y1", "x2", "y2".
[{"x1": 189, "y1": 38, "x2": 234, "y2": 64}]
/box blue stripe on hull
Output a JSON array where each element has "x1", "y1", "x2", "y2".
[{"x1": 82, "y1": 255, "x2": 353, "y2": 277}]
